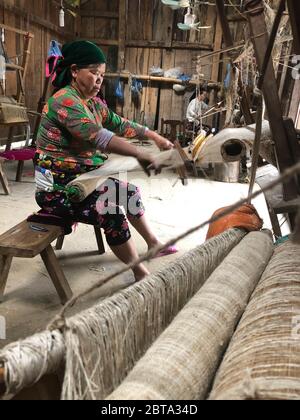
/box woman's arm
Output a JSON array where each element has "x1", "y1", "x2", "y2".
[
  {"x1": 105, "y1": 135, "x2": 140, "y2": 157},
  {"x1": 105, "y1": 135, "x2": 163, "y2": 175},
  {"x1": 98, "y1": 104, "x2": 173, "y2": 150},
  {"x1": 145, "y1": 129, "x2": 173, "y2": 150}
]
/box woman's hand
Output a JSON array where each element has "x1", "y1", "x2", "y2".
[
  {"x1": 146, "y1": 130, "x2": 174, "y2": 150},
  {"x1": 136, "y1": 150, "x2": 163, "y2": 176}
]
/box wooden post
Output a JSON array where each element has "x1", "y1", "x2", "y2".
[
  {"x1": 94, "y1": 226, "x2": 105, "y2": 255},
  {"x1": 40, "y1": 245, "x2": 73, "y2": 305},
  {"x1": 215, "y1": 0, "x2": 253, "y2": 125},
  {"x1": 244, "y1": 0, "x2": 299, "y2": 201},
  {"x1": 285, "y1": 1, "x2": 300, "y2": 125},
  {"x1": 0, "y1": 255, "x2": 13, "y2": 302},
  {"x1": 17, "y1": 33, "x2": 33, "y2": 104},
  {"x1": 74, "y1": 5, "x2": 81, "y2": 38},
  {"x1": 211, "y1": 16, "x2": 223, "y2": 84},
  {"x1": 55, "y1": 235, "x2": 65, "y2": 251},
  {"x1": 287, "y1": 0, "x2": 300, "y2": 55},
  {"x1": 116, "y1": 0, "x2": 126, "y2": 115},
  {"x1": 0, "y1": 159, "x2": 10, "y2": 195},
  {"x1": 31, "y1": 77, "x2": 50, "y2": 147}
]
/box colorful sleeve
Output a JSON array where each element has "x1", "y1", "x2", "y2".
[
  {"x1": 50, "y1": 90, "x2": 104, "y2": 145},
  {"x1": 95, "y1": 101, "x2": 148, "y2": 139}
]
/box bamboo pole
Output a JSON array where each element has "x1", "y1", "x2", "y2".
[
  {"x1": 0, "y1": 23, "x2": 34, "y2": 38},
  {"x1": 105, "y1": 73, "x2": 220, "y2": 88}
]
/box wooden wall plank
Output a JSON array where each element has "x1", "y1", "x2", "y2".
[{"x1": 0, "y1": 0, "x2": 71, "y2": 126}]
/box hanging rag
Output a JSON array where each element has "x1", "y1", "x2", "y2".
[
  {"x1": 131, "y1": 77, "x2": 143, "y2": 99},
  {"x1": 114, "y1": 78, "x2": 124, "y2": 100},
  {"x1": 224, "y1": 63, "x2": 232, "y2": 89},
  {"x1": 46, "y1": 40, "x2": 63, "y2": 80},
  {"x1": 206, "y1": 204, "x2": 263, "y2": 240},
  {"x1": 178, "y1": 73, "x2": 191, "y2": 83}
]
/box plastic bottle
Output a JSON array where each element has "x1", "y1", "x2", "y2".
[{"x1": 184, "y1": 7, "x2": 196, "y2": 26}]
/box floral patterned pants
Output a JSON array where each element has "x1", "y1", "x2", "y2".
[{"x1": 36, "y1": 178, "x2": 145, "y2": 246}]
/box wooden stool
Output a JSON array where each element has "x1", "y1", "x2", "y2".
[
  {"x1": 0, "y1": 158, "x2": 10, "y2": 195},
  {"x1": 0, "y1": 221, "x2": 106, "y2": 305},
  {"x1": 55, "y1": 225, "x2": 105, "y2": 255}
]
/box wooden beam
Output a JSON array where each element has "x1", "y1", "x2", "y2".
[
  {"x1": 244, "y1": 0, "x2": 299, "y2": 200},
  {"x1": 287, "y1": 0, "x2": 300, "y2": 55},
  {"x1": 116, "y1": 0, "x2": 126, "y2": 114},
  {"x1": 125, "y1": 40, "x2": 213, "y2": 51},
  {"x1": 215, "y1": 0, "x2": 233, "y2": 48},
  {"x1": 81, "y1": 11, "x2": 119, "y2": 19},
  {"x1": 89, "y1": 39, "x2": 213, "y2": 51},
  {"x1": 215, "y1": 0, "x2": 253, "y2": 124},
  {"x1": 118, "y1": 0, "x2": 126, "y2": 71},
  {"x1": 0, "y1": 22, "x2": 33, "y2": 37},
  {"x1": 5, "y1": 63, "x2": 24, "y2": 71},
  {"x1": 88, "y1": 39, "x2": 119, "y2": 46},
  {"x1": 288, "y1": 80, "x2": 300, "y2": 123},
  {"x1": 211, "y1": 16, "x2": 223, "y2": 84}
]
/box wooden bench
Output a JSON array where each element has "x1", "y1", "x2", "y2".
[
  {"x1": 0, "y1": 157, "x2": 10, "y2": 195},
  {"x1": 0, "y1": 221, "x2": 105, "y2": 305}
]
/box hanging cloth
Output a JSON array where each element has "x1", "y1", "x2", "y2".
[
  {"x1": 45, "y1": 40, "x2": 63, "y2": 80},
  {"x1": 131, "y1": 77, "x2": 143, "y2": 99},
  {"x1": 114, "y1": 77, "x2": 124, "y2": 100}
]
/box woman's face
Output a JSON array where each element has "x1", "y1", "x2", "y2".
[{"x1": 71, "y1": 63, "x2": 106, "y2": 99}]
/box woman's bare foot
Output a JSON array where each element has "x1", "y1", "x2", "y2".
[{"x1": 133, "y1": 263, "x2": 150, "y2": 282}]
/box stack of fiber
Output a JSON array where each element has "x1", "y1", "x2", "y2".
[
  {"x1": 61, "y1": 229, "x2": 244, "y2": 400},
  {"x1": 209, "y1": 240, "x2": 300, "y2": 400},
  {"x1": 0, "y1": 229, "x2": 243, "y2": 399},
  {"x1": 107, "y1": 231, "x2": 273, "y2": 400}
]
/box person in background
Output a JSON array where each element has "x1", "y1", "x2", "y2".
[
  {"x1": 35, "y1": 40, "x2": 178, "y2": 282},
  {"x1": 186, "y1": 88, "x2": 209, "y2": 133}
]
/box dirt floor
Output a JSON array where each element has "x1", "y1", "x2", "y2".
[{"x1": 0, "y1": 149, "x2": 287, "y2": 348}]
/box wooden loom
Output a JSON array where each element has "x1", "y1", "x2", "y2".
[{"x1": 0, "y1": 230, "x2": 300, "y2": 400}]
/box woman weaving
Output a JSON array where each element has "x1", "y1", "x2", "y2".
[{"x1": 34, "y1": 40, "x2": 177, "y2": 282}]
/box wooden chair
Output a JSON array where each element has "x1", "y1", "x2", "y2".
[
  {"x1": 160, "y1": 118, "x2": 185, "y2": 144},
  {"x1": 0, "y1": 221, "x2": 105, "y2": 305},
  {"x1": 160, "y1": 118, "x2": 196, "y2": 183},
  {"x1": 183, "y1": 118, "x2": 196, "y2": 144}
]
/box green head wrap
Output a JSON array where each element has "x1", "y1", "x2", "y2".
[{"x1": 52, "y1": 40, "x2": 106, "y2": 89}]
